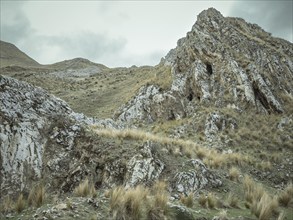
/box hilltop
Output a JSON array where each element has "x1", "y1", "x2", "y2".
[
  {"x1": 1, "y1": 8, "x2": 292, "y2": 220},
  {"x1": 0, "y1": 40, "x2": 41, "y2": 68}
]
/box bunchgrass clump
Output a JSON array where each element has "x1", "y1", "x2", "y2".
[
  {"x1": 243, "y1": 175, "x2": 279, "y2": 220},
  {"x1": 278, "y1": 182, "x2": 293, "y2": 207},
  {"x1": 198, "y1": 194, "x2": 207, "y2": 208},
  {"x1": 74, "y1": 178, "x2": 96, "y2": 197},
  {"x1": 109, "y1": 184, "x2": 170, "y2": 220},
  {"x1": 207, "y1": 193, "x2": 217, "y2": 209},
  {"x1": 15, "y1": 194, "x2": 26, "y2": 213},
  {"x1": 226, "y1": 193, "x2": 239, "y2": 208},
  {"x1": 228, "y1": 167, "x2": 240, "y2": 182},
  {"x1": 251, "y1": 193, "x2": 279, "y2": 220},
  {"x1": 180, "y1": 193, "x2": 194, "y2": 208},
  {"x1": 28, "y1": 184, "x2": 46, "y2": 207}
]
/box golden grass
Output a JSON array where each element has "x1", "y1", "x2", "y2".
[
  {"x1": 198, "y1": 194, "x2": 207, "y2": 208},
  {"x1": 257, "y1": 161, "x2": 272, "y2": 171},
  {"x1": 152, "y1": 181, "x2": 167, "y2": 194},
  {"x1": 92, "y1": 127, "x2": 249, "y2": 168},
  {"x1": 74, "y1": 178, "x2": 96, "y2": 197},
  {"x1": 228, "y1": 167, "x2": 240, "y2": 182},
  {"x1": 15, "y1": 194, "x2": 26, "y2": 213},
  {"x1": 28, "y1": 184, "x2": 46, "y2": 207},
  {"x1": 243, "y1": 175, "x2": 279, "y2": 220},
  {"x1": 243, "y1": 175, "x2": 264, "y2": 204},
  {"x1": 207, "y1": 193, "x2": 218, "y2": 209},
  {"x1": 251, "y1": 193, "x2": 279, "y2": 220},
  {"x1": 109, "y1": 184, "x2": 170, "y2": 220},
  {"x1": 278, "y1": 182, "x2": 293, "y2": 207},
  {"x1": 180, "y1": 193, "x2": 194, "y2": 208}
]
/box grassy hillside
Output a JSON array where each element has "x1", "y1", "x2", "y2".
[
  {"x1": 1, "y1": 63, "x2": 171, "y2": 118},
  {"x1": 0, "y1": 41, "x2": 40, "y2": 68}
]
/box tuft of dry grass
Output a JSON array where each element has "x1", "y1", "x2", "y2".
[
  {"x1": 14, "y1": 194, "x2": 26, "y2": 213},
  {"x1": 243, "y1": 175, "x2": 264, "y2": 204},
  {"x1": 74, "y1": 178, "x2": 96, "y2": 197},
  {"x1": 226, "y1": 193, "x2": 239, "y2": 208},
  {"x1": 123, "y1": 185, "x2": 149, "y2": 220},
  {"x1": 109, "y1": 184, "x2": 170, "y2": 220},
  {"x1": 251, "y1": 193, "x2": 279, "y2": 220},
  {"x1": 152, "y1": 181, "x2": 167, "y2": 194},
  {"x1": 0, "y1": 196, "x2": 14, "y2": 213},
  {"x1": 180, "y1": 193, "x2": 194, "y2": 208},
  {"x1": 198, "y1": 194, "x2": 207, "y2": 208},
  {"x1": 257, "y1": 161, "x2": 272, "y2": 171},
  {"x1": 278, "y1": 182, "x2": 293, "y2": 207},
  {"x1": 243, "y1": 175, "x2": 279, "y2": 220},
  {"x1": 207, "y1": 193, "x2": 217, "y2": 209},
  {"x1": 228, "y1": 167, "x2": 240, "y2": 182},
  {"x1": 28, "y1": 184, "x2": 46, "y2": 207},
  {"x1": 217, "y1": 209, "x2": 229, "y2": 220}
]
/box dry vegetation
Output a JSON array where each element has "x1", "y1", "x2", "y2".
[
  {"x1": 74, "y1": 178, "x2": 96, "y2": 197},
  {"x1": 180, "y1": 193, "x2": 194, "y2": 208},
  {"x1": 109, "y1": 182, "x2": 170, "y2": 220},
  {"x1": 243, "y1": 175, "x2": 279, "y2": 220},
  {"x1": 14, "y1": 194, "x2": 26, "y2": 213},
  {"x1": 92, "y1": 127, "x2": 250, "y2": 168},
  {"x1": 278, "y1": 182, "x2": 293, "y2": 207},
  {"x1": 28, "y1": 184, "x2": 46, "y2": 208}
]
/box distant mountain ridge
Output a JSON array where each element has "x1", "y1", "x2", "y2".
[
  {"x1": 0, "y1": 40, "x2": 40, "y2": 68},
  {"x1": 0, "y1": 40, "x2": 108, "y2": 71}
]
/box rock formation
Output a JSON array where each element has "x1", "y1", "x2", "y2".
[
  {"x1": 0, "y1": 7, "x2": 292, "y2": 220},
  {"x1": 115, "y1": 8, "x2": 292, "y2": 123}
]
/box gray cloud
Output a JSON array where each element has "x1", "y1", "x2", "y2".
[
  {"x1": 229, "y1": 1, "x2": 293, "y2": 42},
  {"x1": 0, "y1": 1, "x2": 33, "y2": 43},
  {"x1": 1, "y1": 1, "x2": 291, "y2": 67},
  {"x1": 0, "y1": 1, "x2": 127, "y2": 66},
  {"x1": 18, "y1": 32, "x2": 127, "y2": 66}
]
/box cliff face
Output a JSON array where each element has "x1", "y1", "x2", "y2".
[
  {"x1": 115, "y1": 8, "x2": 293, "y2": 123},
  {"x1": 0, "y1": 75, "x2": 73, "y2": 194}
]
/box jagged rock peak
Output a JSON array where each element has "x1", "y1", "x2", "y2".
[
  {"x1": 116, "y1": 8, "x2": 292, "y2": 123},
  {"x1": 195, "y1": 7, "x2": 224, "y2": 25}
]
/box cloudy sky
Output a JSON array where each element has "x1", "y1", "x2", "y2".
[{"x1": 1, "y1": 1, "x2": 292, "y2": 67}]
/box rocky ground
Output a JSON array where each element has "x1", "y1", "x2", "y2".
[{"x1": 1, "y1": 8, "x2": 293, "y2": 220}]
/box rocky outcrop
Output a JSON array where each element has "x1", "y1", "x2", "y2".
[
  {"x1": 172, "y1": 159, "x2": 222, "y2": 196},
  {"x1": 116, "y1": 85, "x2": 186, "y2": 123},
  {"x1": 115, "y1": 8, "x2": 292, "y2": 124},
  {"x1": 125, "y1": 141, "x2": 164, "y2": 188},
  {"x1": 0, "y1": 75, "x2": 72, "y2": 194},
  {"x1": 0, "y1": 75, "x2": 128, "y2": 197}
]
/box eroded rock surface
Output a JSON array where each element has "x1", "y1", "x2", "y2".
[
  {"x1": 0, "y1": 75, "x2": 72, "y2": 194},
  {"x1": 172, "y1": 159, "x2": 222, "y2": 195},
  {"x1": 115, "y1": 8, "x2": 292, "y2": 124}
]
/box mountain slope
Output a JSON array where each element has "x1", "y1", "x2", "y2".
[
  {"x1": 115, "y1": 8, "x2": 293, "y2": 123},
  {"x1": 0, "y1": 40, "x2": 41, "y2": 68},
  {"x1": 1, "y1": 8, "x2": 293, "y2": 220}
]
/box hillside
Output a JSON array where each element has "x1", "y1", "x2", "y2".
[
  {"x1": 1, "y1": 8, "x2": 293, "y2": 220},
  {"x1": 0, "y1": 40, "x2": 41, "y2": 68}
]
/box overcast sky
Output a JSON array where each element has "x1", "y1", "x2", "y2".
[{"x1": 1, "y1": 1, "x2": 292, "y2": 67}]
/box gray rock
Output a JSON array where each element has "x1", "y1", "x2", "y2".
[
  {"x1": 117, "y1": 8, "x2": 292, "y2": 124},
  {"x1": 172, "y1": 159, "x2": 222, "y2": 195},
  {"x1": 169, "y1": 203, "x2": 195, "y2": 220},
  {"x1": 125, "y1": 141, "x2": 165, "y2": 187}
]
